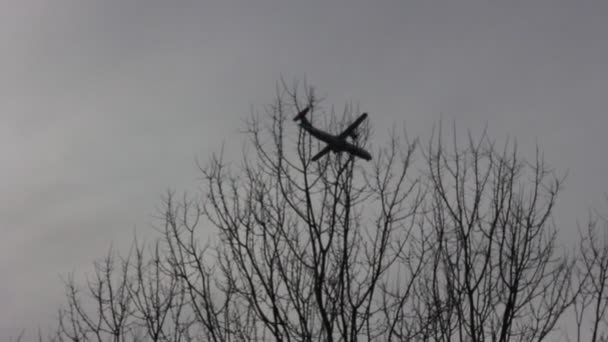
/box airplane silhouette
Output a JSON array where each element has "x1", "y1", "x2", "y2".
[{"x1": 293, "y1": 107, "x2": 372, "y2": 161}]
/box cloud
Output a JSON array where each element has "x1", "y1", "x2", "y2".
[{"x1": 2, "y1": 0, "x2": 608, "y2": 338}]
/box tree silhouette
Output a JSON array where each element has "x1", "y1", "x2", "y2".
[{"x1": 41, "y1": 82, "x2": 607, "y2": 342}]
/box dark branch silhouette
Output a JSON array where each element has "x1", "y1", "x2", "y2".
[{"x1": 26, "y1": 82, "x2": 608, "y2": 342}]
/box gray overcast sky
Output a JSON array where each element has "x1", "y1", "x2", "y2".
[{"x1": 2, "y1": 0, "x2": 607, "y2": 337}]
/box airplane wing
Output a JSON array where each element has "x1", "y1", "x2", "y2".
[
  {"x1": 338, "y1": 113, "x2": 368, "y2": 139},
  {"x1": 311, "y1": 145, "x2": 331, "y2": 161}
]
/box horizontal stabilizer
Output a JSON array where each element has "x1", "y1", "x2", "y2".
[{"x1": 293, "y1": 107, "x2": 310, "y2": 121}]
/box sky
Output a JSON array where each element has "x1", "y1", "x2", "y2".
[{"x1": 1, "y1": 0, "x2": 607, "y2": 338}]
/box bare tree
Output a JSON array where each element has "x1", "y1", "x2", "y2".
[
  {"x1": 161, "y1": 82, "x2": 423, "y2": 341},
  {"x1": 58, "y1": 248, "x2": 135, "y2": 342},
  {"x1": 42, "y1": 82, "x2": 602, "y2": 342},
  {"x1": 410, "y1": 125, "x2": 577, "y2": 342},
  {"x1": 572, "y1": 199, "x2": 608, "y2": 342},
  {"x1": 53, "y1": 240, "x2": 192, "y2": 342}
]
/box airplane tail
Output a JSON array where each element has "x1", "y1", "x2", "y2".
[{"x1": 293, "y1": 107, "x2": 310, "y2": 121}]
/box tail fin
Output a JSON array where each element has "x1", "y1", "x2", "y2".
[{"x1": 293, "y1": 107, "x2": 310, "y2": 121}]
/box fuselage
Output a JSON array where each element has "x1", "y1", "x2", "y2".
[{"x1": 299, "y1": 119, "x2": 372, "y2": 160}]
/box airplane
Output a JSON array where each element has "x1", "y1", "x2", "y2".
[{"x1": 293, "y1": 107, "x2": 372, "y2": 161}]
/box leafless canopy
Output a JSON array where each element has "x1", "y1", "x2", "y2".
[{"x1": 41, "y1": 82, "x2": 607, "y2": 342}]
